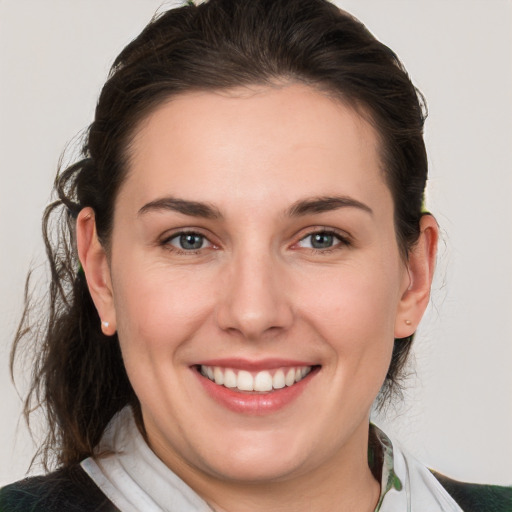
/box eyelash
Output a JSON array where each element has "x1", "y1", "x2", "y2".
[
  {"x1": 295, "y1": 229, "x2": 351, "y2": 254},
  {"x1": 159, "y1": 228, "x2": 351, "y2": 255},
  {"x1": 160, "y1": 231, "x2": 214, "y2": 255}
]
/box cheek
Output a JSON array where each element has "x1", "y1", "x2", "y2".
[
  {"x1": 295, "y1": 257, "x2": 402, "y2": 370},
  {"x1": 301, "y1": 263, "x2": 401, "y2": 330},
  {"x1": 111, "y1": 259, "x2": 217, "y2": 356},
  {"x1": 110, "y1": 260, "x2": 220, "y2": 417}
]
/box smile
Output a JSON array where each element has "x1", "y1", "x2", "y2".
[{"x1": 199, "y1": 365, "x2": 312, "y2": 392}]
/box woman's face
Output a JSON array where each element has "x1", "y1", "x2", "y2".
[{"x1": 86, "y1": 84, "x2": 421, "y2": 484}]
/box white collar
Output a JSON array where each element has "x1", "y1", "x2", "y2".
[
  {"x1": 81, "y1": 407, "x2": 463, "y2": 512},
  {"x1": 372, "y1": 425, "x2": 464, "y2": 511},
  {"x1": 81, "y1": 407, "x2": 212, "y2": 512}
]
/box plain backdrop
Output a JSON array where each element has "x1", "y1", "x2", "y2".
[{"x1": 1, "y1": 0, "x2": 511, "y2": 487}]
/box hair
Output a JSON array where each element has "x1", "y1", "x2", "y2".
[{"x1": 12, "y1": 0, "x2": 428, "y2": 470}]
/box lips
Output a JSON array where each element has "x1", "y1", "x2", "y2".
[{"x1": 194, "y1": 360, "x2": 319, "y2": 414}]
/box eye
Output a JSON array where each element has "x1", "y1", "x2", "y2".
[
  {"x1": 297, "y1": 231, "x2": 347, "y2": 250},
  {"x1": 166, "y1": 232, "x2": 212, "y2": 251}
]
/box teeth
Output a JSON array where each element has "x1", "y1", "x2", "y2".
[
  {"x1": 273, "y1": 369, "x2": 285, "y2": 389},
  {"x1": 224, "y1": 369, "x2": 237, "y2": 388},
  {"x1": 237, "y1": 370, "x2": 254, "y2": 391},
  {"x1": 213, "y1": 367, "x2": 224, "y2": 385},
  {"x1": 254, "y1": 371, "x2": 273, "y2": 392},
  {"x1": 285, "y1": 368, "x2": 296, "y2": 386},
  {"x1": 200, "y1": 365, "x2": 313, "y2": 392}
]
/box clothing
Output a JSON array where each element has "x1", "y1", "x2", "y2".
[
  {"x1": 1, "y1": 407, "x2": 510, "y2": 512},
  {"x1": 0, "y1": 465, "x2": 115, "y2": 512}
]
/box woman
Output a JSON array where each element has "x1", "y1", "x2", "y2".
[{"x1": 1, "y1": 0, "x2": 510, "y2": 510}]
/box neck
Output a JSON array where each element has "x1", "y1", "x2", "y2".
[
  {"x1": 206, "y1": 468, "x2": 380, "y2": 512},
  {"x1": 171, "y1": 425, "x2": 381, "y2": 512}
]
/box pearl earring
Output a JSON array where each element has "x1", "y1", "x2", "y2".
[
  {"x1": 101, "y1": 321, "x2": 110, "y2": 329},
  {"x1": 404, "y1": 319, "x2": 412, "y2": 326}
]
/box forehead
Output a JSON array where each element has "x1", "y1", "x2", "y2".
[{"x1": 120, "y1": 84, "x2": 389, "y2": 214}]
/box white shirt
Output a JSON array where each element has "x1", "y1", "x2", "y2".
[{"x1": 81, "y1": 407, "x2": 463, "y2": 512}]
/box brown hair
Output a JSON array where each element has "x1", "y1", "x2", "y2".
[{"x1": 12, "y1": 0, "x2": 428, "y2": 469}]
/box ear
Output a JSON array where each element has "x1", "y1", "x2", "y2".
[
  {"x1": 394, "y1": 214, "x2": 439, "y2": 338},
  {"x1": 76, "y1": 207, "x2": 116, "y2": 336}
]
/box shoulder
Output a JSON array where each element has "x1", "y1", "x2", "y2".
[
  {"x1": 432, "y1": 471, "x2": 512, "y2": 512},
  {"x1": 0, "y1": 464, "x2": 118, "y2": 512}
]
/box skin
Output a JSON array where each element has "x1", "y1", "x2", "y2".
[{"x1": 77, "y1": 83, "x2": 438, "y2": 512}]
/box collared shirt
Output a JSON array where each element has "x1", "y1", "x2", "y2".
[{"x1": 81, "y1": 407, "x2": 463, "y2": 512}]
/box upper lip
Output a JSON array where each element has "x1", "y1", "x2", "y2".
[{"x1": 194, "y1": 358, "x2": 318, "y2": 372}]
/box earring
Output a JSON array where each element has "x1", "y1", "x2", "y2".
[
  {"x1": 404, "y1": 319, "x2": 412, "y2": 326},
  {"x1": 101, "y1": 320, "x2": 116, "y2": 336}
]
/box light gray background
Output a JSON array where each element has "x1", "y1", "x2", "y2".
[{"x1": 1, "y1": 0, "x2": 511, "y2": 487}]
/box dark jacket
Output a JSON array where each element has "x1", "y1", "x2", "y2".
[{"x1": 1, "y1": 465, "x2": 511, "y2": 511}]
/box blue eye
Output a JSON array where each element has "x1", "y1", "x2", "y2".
[
  {"x1": 168, "y1": 233, "x2": 209, "y2": 251},
  {"x1": 298, "y1": 231, "x2": 344, "y2": 250}
]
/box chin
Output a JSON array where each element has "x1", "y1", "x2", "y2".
[
  {"x1": 205, "y1": 453, "x2": 307, "y2": 484},
  {"x1": 194, "y1": 428, "x2": 317, "y2": 483}
]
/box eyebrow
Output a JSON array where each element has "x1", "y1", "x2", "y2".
[
  {"x1": 286, "y1": 196, "x2": 373, "y2": 217},
  {"x1": 137, "y1": 195, "x2": 372, "y2": 219},
  {"x1": 138, "y1": 197, "x2": 222, "y2": 219}
]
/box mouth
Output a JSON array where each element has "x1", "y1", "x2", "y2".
[
  {"x1": 198, "y1": 364, "x2": 314, "y2": 393},
  {"x1": 193, "y1": 361, "x2": 319, "y2": 414}
]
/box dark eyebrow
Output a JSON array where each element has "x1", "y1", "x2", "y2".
[
  {"x1": 286, "y1": 196, "x2": 373, "y2": 217},
  {"x1": 138, "y1": 197, "x2": 222, "y2": 219}
]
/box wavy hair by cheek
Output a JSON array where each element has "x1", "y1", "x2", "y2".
[{"x1": 12, "y1": 0, "x2": 428, "y2": 469}]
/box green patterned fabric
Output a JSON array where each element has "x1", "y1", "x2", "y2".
[
  {"x1": 432, "y1": 472, "x2": 512, "y2": 512},
  {"x1": 0, "y1": 464, "x2": 118, "y2": 511},
  {"x1": 369, "y1": 424, "x2": 403, "y2": 510},
  {"x1": 368, "y1": 424, "x2": 512, "y2": 512}
]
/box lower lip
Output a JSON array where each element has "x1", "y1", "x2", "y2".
[{"x1": 195, "y1": 368, "x2": 318, "y2": 415}]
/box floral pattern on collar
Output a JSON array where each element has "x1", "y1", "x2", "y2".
[{"x1": 369, "y1": 424, "x2": 403, "y2": 511}]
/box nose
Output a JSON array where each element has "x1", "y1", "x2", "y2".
[{"x1": 215, "y1": 248, "x2": 294, "y2": 340}]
